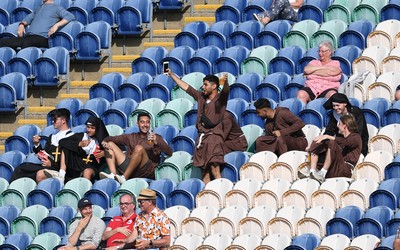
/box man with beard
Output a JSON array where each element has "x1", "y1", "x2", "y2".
[
  {"x1": 254, "y1": 98, "x2": 308, "y2": 156},
  {"x1": 43, "y1": 116, "x2": 109, "y2": 183},
  {"x1": 167, "y1": 68, "x2": 229, "y2": 184},
  {"x1": 99, "y1": 113, "x2": 173, "y2": 184},
  {"x1": 10, "y1": 108, "x2": 73, "y2": 183}
]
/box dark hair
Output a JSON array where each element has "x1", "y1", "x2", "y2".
[
  {"x1": 340, "y1": 114, "x2": 359, "y2": 133},
  {"x1": 203, "y1": 75, "x2": 219, "y2": 85},
  {"x1": 50, "y1": 108, "x2": 70, "y2": 123},
  {"x1": 254, "y1": 98, "x2": 271, "y2": 109},
  {"x1": 137, "y1": 112, "x2": 151, "y2": 122}
]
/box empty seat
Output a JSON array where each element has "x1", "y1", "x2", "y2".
[
  {"x1": 316, "y1": 233, "x2": 350, "y2": 250},
  {"x1": 181, "y1": 205, "x2": 219, "y2": 237},
  {"x1": 39, "y1": 205, "x2": 76, "y2": 236},
  {"x1": 367, "y1": 19, "x2": 400, "y2": 49},
  {"x1": 326, "y1": 205, "x2": 363, "y2": 238},
  {"x1": 354, "y1": 149, "x2": 394, "y2": 182},
  {"x1": 215, "y1": 0, "x2": 249, "y2": 24},
  {"x1": 282, "y1": 178, "x2": 320, "y2": 210},
  {"x1": 198, "y1": 233, "x2": 233, "y2": 250},
  {"x1": 253, "y1": 178, "x2": 291, "y2": 210},
  {"x1": 171, "y1": 72, "x2": 205, "y2": 102},
  {"x1": 116, "y1": 0, "x2": 153, "y2": 37},
  {"x1": 11, "y1": 204, "x2": 49, "y2": 237},
  {"x1": 256, "y1": 19, "x2": 292, "y2": 49},
  {"x1": 26, "y1": 232, "x2": 61, "y2": 250},
  {"x1": 0, "y1": 0, "x2": 18, "y2": 26},
  {"x1": 283, "y1": 19, "x2": 320, "y2": 50},
  {"x1": 285, "y1": 233, "x2": 320, "y2": 250},
  {"x1": 172, "y1": 233, "x2": 203, "y2": 250},
  {"x1": 174, "y1": 21, "x2": 209, "y2": 50},
  {"x1": 355, "y1": 205, "x2": 393, "y2": 238},
  {"x1": 255, "y1": 72, "x2": 291, "y2": 102},
  {"x1": 268, "y1": 150, "x2": 308, "y2": 182},
  {"x1": 160, "y1": 46, "x2": 195, "y2": 77},
  {"x1": 267, "y1": 205, "x2": 305, "y2": 236},
  {"x1": 224, "y1": 178, "x2": 262, "y2": 209},
  {"x1": 299, "y1": 98, "x2": 329, "y2": 128},
  {"x1": 8, "y1": 47, "x2": 42, "y2": 80},
  {"x1": 27, "y1": 177, "x2": 63, "y2": 208},
  {"x1": 55, "y1": 177, "x2": 92, "y2": 208},
  {"x1": 117, "y1": 72, "x2": 152, "y2": 102},
  {"x1": 1, "y1": 177, "x2": 36, "y2": 209},
  {"x1": 226, "y1": 98, "x2": 250, "y2": 122},
  {"x1": 340, "y1": 178, "x2": 379, "y2": 211},
  {"x1": 73, "y1": 98, "x2": 110, "y2": 126},
  {"x1": 311, "y1": 178, "x2": 350, "y2": 210},
  {"x1": 0, "y1": 73, "x2": 28, "y2": 120},
  {"x1": 369, "y1": 124, "x2": 400, "y2": 155},
  {"x1": 238, "y1": 205, "x2": 276, "y2": 237},
  {"x1": 167, "y1": 178, "x2": 205, "y2": 210},
  {"x1": 269, "y1": 46, "x2": 305, "y2": 75},
  {"x1": 228, "y1": 20, "x2": 263, "y2": 50},
  {"x1": 128, "y1": 97, "x2": 165, "y2": 126},
  {"x1": 209, "y1": 205, "x2": 248, "y2": 238},
  {"x1": 201, "y1": 20, "x2": 237, "y2": 50},
  {"x1": 49, "y1": 20, "x2": 84, "y2": 54},
  {"x1": 351, "y1": 0, "x2": 389, "y2": 24},
  {"x1": 257, "y1": 233, "x2": 291, "y2": 250},
  {"x1": 164, "y1": 205, "x2": 190, "y2": 238},
  {"x1": 369, "y1": 178, "x2": 400, "y2": 210},
  {"x1": 111, "y1": 178, "x2": 149, "y2": 207},
  {"x1": 89, "y1": 72, "x2": 126, "y2": 102},
  {"x1": 0, "y1": 205, "x2": 20, "y2": 236},
  {"x1": 384, "y1": 101, "x2": 400, "y2": 126},
  {"x1": 84, "y1": 178, "x2": 120, "y2": 210},
  {"x1": 170, "y1": 125, "x2": 197, "y2": 155},
  {"x1": 324, "y1": 0, "x2": 361, "y2": 24},
  {"x1": 0, "y1": 150, "x2": 25, "y2": 182},
  {"x1": 339, "y1": 19, "x2": 375, "y2": 49},
  {"x1": 296, "y1": 205, "x2": 335, "y2": 238},
  {"x1": 155, "y1": 151, "x2": 192, "y2": 183},
  {"x1": 311, "y1": 19, "x2": 348, "y2": 50},
  {"x1": 347, "y1": 234, "x2": 380, "y2": 250},
  {"x1": 352, "y1": 45, "x2": 389, "y2": 76},
  {"x1": 332, "y1": 45, "x2": 362, "y2": 76},
  {"x1": 241, "y1": 45, "x2": 278, "y2": 78},
  {"x1": 226, "y1": 233, "x2": 262, "y2": 250},
  {"x1": 0, "y1": 46, "x2": 16, "y2": 77},
  {"x1": 157, "y1": 0, "x2": 184, "y2": 10},
  {"x1": 156, "y1": 98, "x2": 194, "y2": 129},
  {"x1": 102, "y1": 98, "x2": 138, "y2": 128},
  {"x1": 0, "y1": 232, "x2": 32, "y2": 250},
  {"x1": 154, "y1": 125, "x2": 179, "y2": 145},
  {"x1": 196, "y1": 178, "x2": 234, "y2": 209},
  {"x1": 67, "y1": 0, "x2": 96, "y2": 25},
  {"x1": 381, "y1": 0, "x2": 400, "y2": 21},
  {"x1": 214, "y1": 45, "x2": 250, "y2": 76},
  {"x1": 362, "y1": 98, "x2": 391, "y2": 128},
  {"x1": 298, "y1": 0, "x2": 333, "y2": 23},
  {"x1": 240, "y1": 150, "x2": 278, "y2": 182}
]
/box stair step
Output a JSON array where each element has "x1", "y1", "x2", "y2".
[
  {"x1": 0, "y1": 132, "x2": 13, "y2": 139},
  {"x1": 194, "y1": 4, "x2": 221, "y2": 10},
  {"x1": 153, "y1": 29, "x2": 181, "y2": 36},
  {"x1": 71, "y1": 81, "x2": 97, "y2": 87},
  {"x1": 18, "y1": 119, "x2": 47, "y2": 125},
  {"x1": 0, "y1": 145, "x2": 4, "y2": 152},
  {"x1": 144, "y1": 41, "x2": 174, "y2": 47},
  {"x1": 112, "y1": 55, "x2": 140, "y2": 62},
  {"x1": 60, "y1": 93, "x2": 89, "y2": 99},
  {"x1": 184, "y1": 16, "x2": 215, "y2": 23},
  {"x1": 28, "y1": 106, "x2": 55, "y2": 113},
  {"x1": 103, "y1": 67, "x2": 132, "y2": 74}
]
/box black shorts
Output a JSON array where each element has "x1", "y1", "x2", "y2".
[
  {"x1": 117, "y1": 157, "x2": 129, "y2": 174},
  {"x1": 301, "y1": 87, "x2": 338, "y2": 100}
]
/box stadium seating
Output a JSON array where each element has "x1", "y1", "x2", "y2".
[
  {"x1": 196, "y1": 178, "x2": 234, "y2": 209},
  {"x1": 132, "y1": 46, "x2": 168, "y2": 77},
  {"x1": 27, "y1": 177, "x2": 63, "y2": 208},
  {"x1": 201, "y1": 20, "x2": 236, "y2": 50},
  {"x1": 164, "y1": 205, "x2": 190, "y2": 241},
  {"x1": 324, "y1": 0, "x2": 361, "y2": 24},
  {"x1": 170, "y1": 125, "x2": 197, "y2": 155},
  {"x1": 297, "y1": 205, "x2": 335, "y2": 238},
  {"x1": 340, "y1": 178, "x2": 379, "y2": 211},
  {"x1": 111, "y1": 178, "x2": 149, "y2": 207},
  {"x1": 116, "y1": 0, "x2": 153, "y2": 39},
  {"x1": 157, "y1": 0, "x2": 184, "y2": 10},
  {"x1": 0, "y1": 46, "x2": 16, "y2": 77},
  {"x1": 380, "y1": 0, "x2": 400, "y2": 21},
  {"x1": 269, "y1": 45, "x2": 305, "y2": 75},
  {"x1": 149, "y1": 178, "x2": 176, "y2": 210},
  {"x1": 267, "y1": 205, "x2": 305, "y2": 236},
  {"x1": 102, "y1": 98, "x2": 138, "y2": 128},
  {"x1": 39, "y1": 205, "x2": 76, "y2": 236},
  {"x1": 283, "y1": 19, "x2": 320, "y2": 50},
  {"x1": 128, "y1": 97, "x2": 165, "y2": 127},
  {"x1": 117, "y1": 72, "x2": 152, "y2": 102},
  {"x1": 229, "y1": 73, "x2": 262, "y2": 102},
  {"x1": 256, "y1": 19, "x2": 292, "y2": 49},
  {"x1": 331, "y1": 45, "x2": 362, "y2": 76},
  {"x1": 8, "y1": 46, "x2": 42, "y2": 80},
  {"x1": 84, "y1": 178, "x2": 120, "y2": 210},
  {"x1": 255, "y1": 72, "x2": 291, "y2": 102},
  {"x1": 209, "y1": 205, "x2": 248, "y2": 237},
  {"x1": 167, "y1": 178, "x2": 205, "y2": 209},
  {"x1": 0, "y1": 0, "x2": 18, "y2": 26},
  {"x1": 369, "y1": 178, "x2": 400, "y2": 210},
  {"x1": 161, "y1": 46, "x2": 195, "y2": 77},
  {"x1": 0, "y1": 22, "x2": 19, "y2": 39},
  {"x1": 367, "y1": 19, "x2": 400, "y2": 49},
  {"x1": 241, "y1": 0, "x2": 272, "y2": 22},
  {"x1": 355, "y1": 205, "x2": 393, "y2": 238},
  {"x1": 241, "y1": 45, "x2": 278, "y2": 77},
  {"x1": 156, "y1": 98, "x2": 194, "y2": 129},
  {"x1": 174, "y1": 21, "x2": 209, "y2": 50},
  {"x1": 67, "y1": 0, "x2": 97, "y2": 25},
  {"x1": 11, "y1": 204, "x2": 49, "y2": 237},
  {"x1": 0, "y1": 150, "x2": 25, "y2": 182},
  {"x1": 89, "y1": 72, "x2": 126, "y2": 102},
  {"x1": 297, "y1": 0, "x2": 333, "y2": 23},
  {"x1": 181, "y1": 205, "x2": 219, "y2": 237},
  {"x1": 26, "y1": 232, "x2": 61, "y2": 250},
  {"x1": 0, "y1": 232, "x2": 32, "y2": 250},
  {"x1": 199, "y1": 233, "x2": 232, "y2": 250},
  {"x1": 339, "y1": 19, "x2": 375, "y2": 49},
  {"x1": 351, "y1": 0, "x2": 389, "y2": 24},
  {"x1": 0, "y1": 204, "x2": 20, "y2": 236},
  {"x1": 285, "y1": 233, "x2": 320, "y2": 250},
  {"x1": 11, "y1": 0, "x2": 43, "y2": 23},
  {"x1": 310, "y1": 19, "x2": 348, "y2": 50},
  {"x1": 5, "y1": 124, "x2": 41, "y2": 155},
  {"x1": 224, "y1": 178, "x2": 262, "y2": 209},
  {"x1": 316, "y1": 233, "x2": 351, "y2": 250},
  {"x1": 282, "y1": 178, "x2": 320, "y2": 210},
  {"x1": 215, "y1": 0, "x2": 249, "y2": 24},
  {"x1": 256, "y1": 233, "x2": 291, "y2": 250},
  {"x1": 55, "y1": 177, "x2": 92, "y2": 208},
  {"x1": 73, "y1": 97, "x2": 110, "y2": 126},
  {"x1": 311, "y1": 178, "x2": 349, "y2": 210},
  {"x1": 155, "y1": 151, "x2": 192, "y2": 183},
  {"x1": 228, "y1": 20, "x2": 263, "y2": 50},
  {"x1": 238, "y1": 205, "x2": 276, "y2": 237},
  {"x1": 240, "y1": 150, "x2": 278, "y2": 182},
  {"x1": 214, "y1": 45, "x2": 250, "y2": 76}
]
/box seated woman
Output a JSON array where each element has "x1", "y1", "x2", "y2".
[
  {"x1": 298, "y1": 114, "x2": 362, "y2": 183},
  {"x1": 253, "y1": 0, "x2": 304, "y2": 26},
  {"x1": 297, "y1": 41, "x2": 342, "y2": 104}
]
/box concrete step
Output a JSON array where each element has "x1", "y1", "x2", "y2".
[
  {"x1": 194, "y1": 4, "x2": 221, "y2": 11},
  {"x1": 28, "y1": 106, "x2": 55, "y2": 113},
  {"x1": 18, "y1": 118, "x2": 47, "y2": 125},
  {"x1": 71, "y1": 81, "x2": 97, "y2": 88},
  {"x1": 0, "y1": 132, "x2": 13, "y2": 139},
  {"x1": 60, "y1": 93, "x2": 89, "y2": 99},
  {"x1": 112, "y1": 55, "x2": 140, "y2": 62},
  {"x1": 103, "y1": 67, "x2": 132, "y2": 74}
]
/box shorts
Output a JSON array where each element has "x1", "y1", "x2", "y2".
[
  {"x1": 301, "y1": 87, "x2": 338, "y2": 100},
  {"x1": 117, "y1": 157, "x2": 129, "y2": 174}
]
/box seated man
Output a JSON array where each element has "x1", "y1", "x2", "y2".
[
  {"x1": 221, "y1": 112, "x2": 248, "y2": 154},
  {"x1": 101, "y1": 194, "x2": 137, "y2": 249},
  {"x1": 99, "y1": 113, "x2": 173, "y2": 183},
  {"x1": 58, "y1": 198, "x2": 106, "y2": 250},
  {"x1": 254, "y1": 98, "x2": 307, "y2": 156},
  {"x1": 43, "y1": 116, "x2": 109, "y2": 183}
]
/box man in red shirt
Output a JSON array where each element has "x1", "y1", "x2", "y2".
[{"x1": 101, "y1": 194, "x2": 137, "y2": 249}]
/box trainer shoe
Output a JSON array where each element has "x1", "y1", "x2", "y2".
[
  {"x1": 114, "y1": 174, "x2": 126, "y2": 184},
  {"x1": 310, "y1": 171, "x2": 325, "y2": 184},
  {"x1": 297, "y1": 168, "x2": 310, "y2": 179},
  {"x1": 99, "y1": 172, "x2": 114, "y2": 179},
  {"x1": 43, "y1": 169, "x2": 60, "y2": 178}
]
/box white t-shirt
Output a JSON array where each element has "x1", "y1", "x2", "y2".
[{"x1": 290, "y1": 0, "x2": 299, "y2": 12}]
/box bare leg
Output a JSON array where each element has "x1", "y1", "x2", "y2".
[
  {"x1": 297, "y1": 90, "x2": 311, "y2": 104},
  {"x1": 393, "y1": 239, "x2": 400, "y2": 250},
  {"x1": 324, "y1": 90, "x2": 337, "y2": 99},
  {"x1": 60, "y1": 151, "x2": 67, "y2": 172},
  {"x1": 104, "y1": 141, "x2": 126, "y2": 174},
  {"x1": 202, "y1": 168, "x2": 211, "y2": 184},
  {"x1": 260, "y1": 16, "x2": 271, "y2": 25},
  {"x1": 123, "y1": 145, "x2": 149, "y2": 178},
  {"x1": 36, "y1": 170, "x2": 47, "y2": 183},
  {"x1": 309, "y1": 153, "x2": 319, "y2": 171},
  {"x1": 321, "y1": 148, "x2": 332, "y2": 171},
  {"x1": 210, "y1": 163, "x2": 221, "y2": 180},
  {"x1": 83, "y1": 168, "x2": 95, "y2": 180}
]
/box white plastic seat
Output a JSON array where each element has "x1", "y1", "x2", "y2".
[
  {"x1": 296, "y1": 205, "x2": 335, "y2": 237},
  {"x1": 253, "y1": 178, "x2": 291, "y2": 210},
  {"x1": 311, "y1": 178, "x2": 350, "y2": 210},
  {"x1": 315, "y1": 234, "x2": 351, "y2": 250},
  {"x1": 353, "y1": 150, "x2": 394, "y2": 182},
  {"x1": 282, "y1": 178, "x2": 320, "y2": 209},
  {"x1": 367, "y1": 20, "x2": 400, "y2": 49},
  {"x1": 226, "y1": 233, "x2": 262, "y2": 250},
  {"x1": 240, "y1": 151, "x2": 278, "y2": 181},
  {"x1": 256, "y1": 233, "x2": 292, "y2": 250},
  {"x1": 196, "y1": 178, "x2": 234, "y2": 209},
  {"x1": 197, "y1": 233, "x2": 232, "y2": 250},
  {"x1": 367, "y1": 71, "x2": 400, "y2": 101},
  {"x1": 172, "y1": 233, "x2": 203, "y2": 250},
  {"x1": 224, "y1": 178, "x2": 262, "y2": 209},
  {"x1": 209, "y1": 205, "x2": 248, "y2": 237},
  {"x1": 302, "y1": 124, "x2": 321, "y2": 147},
  {"x1": 369, "y1": 124, "x2": 400, "y2": 155},
  {"x1": 268, "y1": 150, "x2": 308, "y2": 182},
  {"x1": 345, "y1": 234, "x2": 380, "y2": 250},
  {"x1": 340, "y1": 178, "x2": 379, "y2": 211},
  {"x1": 181, "y1": 206, "x2": 219, "y2": 237},
  {"x1": 381, "y1": 50, "x2": 400, "y2": 75},
  {"x1": 352, "y1": 71, "x2": 377, "y2": 102},
  {"x1": 366, "y1": 124, "x2": 379, "y2": 141},
  {"x1": 352, "y1": 45, "x2": 390, "y2": 75},
  {"x1": 267, "y1": 205, "x2": 305, "y2": 236},
  {"x1": 238, "y1": 205, "x2": 276, "y2": 237},
  {"x1": 164, "y1": 205, "x2": 191, "y2": 238}
]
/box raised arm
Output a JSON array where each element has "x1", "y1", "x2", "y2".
[{"x1": 166, "y1": 68, "x2": 189, "y2": 91}]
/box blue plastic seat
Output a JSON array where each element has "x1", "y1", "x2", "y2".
[
  {"x1": 285, "y1": 233, "x2": 320, "y2": 250},
  {"x1": 226, "y1": 98, "x2": 249, "y2": 123},
  {"x1": 229, "y1": 72, "x2": 262, "y2": 102},
  {"x1": 296, "y1": 47, "x2": 319, "y2": 75},
  {"x1": 0, "y1": 0, "x2": 18, "y2": 26},
  {"x1": 5, "y1": 124, "x2": 41, "y2": 155},
  {"x1": 67, "y1": 0, "x2": 97, "y2": 25},
  {"x1": 84, "y1": 178, "x2": 120, "y2": 210},
  {"x1": 228, "y1": 20, "x2": 263, "y2": 50},
  {"x1": 102, "y1": 98, "x2": 138, "y2": 128},
  {"x1": 0, "y1": 205, "x2": 20, "y2": 236},
  {"x1": 0, "y1": 232, "x2": 32, "y2": 250},
  {"x1": 157, "y1": 0, "x2": 184, "y2": 9},
  {"x1": 383, "y1": 100, "x2": 400, "y2": 126},
  {"x1": 298, "y1": 0, "x2": 333, "y2": 23},
  {"x1": 116, "y1": 0, "x2": 153, "y2": 36},
  {"x1": 144, "y1": 73, "x2": 175, "y2": 102},
  {"x1": 49, "y1": 21, "x2": 84, "y2": 55},
  {"x1": 339, "y1": 20, "x2": 375, "y2": 49},
  {"x1": 384, "y1": 155, "x2": 400, "y2": 180},
  {"x1": 269, "y1": 45, "x2": 305, "y2": 75},
  {"x1": 187, "y1": 45, "x2": 223, "y2": 75},
  {"x1": 149, "y1": 178, "x2": 177, "y2": 210},
  {"x1": 131, "y1": 46, "x2": 168, "y2": 76},
  {"x1": 375, "y1": 235, "x2": 396, "y2": 250},
  {"x1": 381, "y1": 0, "x2": 400, "y2": 21},
  {"x1": 279, "y1": 98, "x2": 305, "y2": 116},
  {"x1": 0, "y1": 22, "x2": 19, "y2": 39},
  {"x1": 351, "y1": 0, "x2": 389, "y2": 24},
  {"x1": 154, "y1": 125, "x2": 179, "y2": 145},
  {"x1": 89, "y1": 72, "x2": 126, "y2": 102},
  {"x1": 369, "y1": 178, "x2": 400, "y2": 210},
  {"x1": 117, "y1": 72, "x2": 152, "y2": 102},
  {"x1": 214, "y1": 45, "x2": 250, "y2": 76},
  {"x1": 91, "y1": 0, "x2": 123, "y2": 28},
  {"x1": 0, "y1": 72, "x2": 26, "y2": 118},
  {"x1": 299, "y1": 98, "x2": 329, "y2": 128},
  {"x1": 170, "y1": 125, "x2": 198, "y2": 155},
  {"x1": 221, "y1": 151, "x2": 250, "y2": 182},
  {"x1": 355, "y1": 205, "x2": 393, "y2": 238},
  {"x1": 183, "y1": 107, "x2": 198, "y2": 128},
  {"x1": 73, "y1": 97, "x2": 110, "y2": 126},
  {"x1": 256, "y1": 19, "x2": 292, "y2": 49},
  {"x1": 102, "y1": 206, "x2": 121, "y2": 225},
  {"x1": 161, "y1": 46, "x2": 195, "y2": 77},
  {"x1": 167, "y1": 178, "x2": 205, "y2": 209},
  {"x1": 362, "y1": 98, "x2": 391, "y2": 128},
  {"x1": 283, "y1": 73, "x2": 306, "y2": 99},
  {"x1": 8, "y1": 47, "x2": 42, "y2": 79},
  {"x1": 215, "y1": 0, "x2": 248, "y2": 24},
  {"x1": 0, "y1": 47, "x2": 16, "y2": 77},
  {"x1": 39, "y1": 205, "x2": 76, "y2": 236},
  {"x1": 174, "y1": 21, "x2": 209, "y2": 50},
  {"x1": 255, "y1": 72, "x2": 291, "y2": 102},
  {"x1": 326, "y1": 205, "x2": 364, "y2": 238},
  {"x1": 239, "y1": 108, "x2": 265, "y2": 127},
  {"x1": 331, "y1": 45, "x2": 362, "y2": 75},
  {"x1": 0, "y1": 150, "x2": 25, "y2": 182},
  {"x1": 201, "y1": 20, "x2": 236, "y2": 50},
  {"x1": 27, "y1": 178, "x2": 63, "y2": 208},
  {"x1": 47, "y1": 98, "x2": 83, "y2": 127},
  {"x1": 11, "y1": 0, "x2": 42, "y2": 23},
  {"x1": 241, "y1": 0, "x2": 272, "y2": 22}
]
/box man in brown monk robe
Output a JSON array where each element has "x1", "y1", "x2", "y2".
[
  {"x1": 254, "y1": 98, "x2": 307, "y2": 156},
  {"x1": 167, "y1": 68, "x2": 229, "y2": 184}
]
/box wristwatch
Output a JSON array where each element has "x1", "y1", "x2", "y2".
[{"x1": 149, "y1": 240, "x2": 153, "y2": 246}]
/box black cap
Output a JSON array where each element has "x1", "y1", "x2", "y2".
[
  {"x1": 396, "y1": 85, "x2": 400, "y2": 91},
  {"x1": 78, "y1": 198, "x2": 92, "y2": 208},
  {"x1": 323, "y1": 93, "x2": 352, "y2": 110}
]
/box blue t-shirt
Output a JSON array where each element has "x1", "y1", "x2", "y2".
[{"x1": 24, "y1": 3, "x2": 75, "y2": 38}]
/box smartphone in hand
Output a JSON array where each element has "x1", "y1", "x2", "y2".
[{"x1": 163, "y1": 61, "x2": 169, "y2": 75}]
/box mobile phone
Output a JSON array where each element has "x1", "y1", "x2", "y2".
[{"x1": 163, "y1": 61, "x2": 169, "y2": 74}]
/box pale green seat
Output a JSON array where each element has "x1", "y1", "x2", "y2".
[
  {"x1": 26, "y1": 232, "x2": 61, "y2": 250},
  {"x1": 324, "y1": 0, "x2": 361, "y2": 24},
  {"x1": 351, "y1": 0, "x2": 389, "y2": 24},
  {"x1": 128, "y1": 98, "x2": 166, "y2": 127},
  {"x1": 156, "y1": 151, "x2": 193, "y2": 183},
  {"x1": 11, "y1": 204, "x2": 49, "y2": 237},
  {"x1": 0, "y1": 233, "x2": 4, "y2": 245},
  {"x1": 55, "y1": 177, "x2": 92, "y2": 208},
  {"x1": 241, "y1": 45, "x2": 278, "y2": 77},
  {"x1": 106, "y1": 124, "x2": 124, "y2": 136},
  {"x1": 310, "y1": 19, "x2": 348, "y2": 49},
  {"x1": 111, "y1": 178, "x2": 149, "y2": 207},
  {"x1": 0, "y1": 177, "x2": 9, "y2": 194},
  {"x1": 283, "y1": 20, "x2": 320, "y2": 50},
  {"x1": 182, "y1": 164, "x2": 202, "y2": 180},
  {"x1": 241, "y1": 124, "x2": 264, "y2": 153},
  {"x1": 171, "y1": 72, "x2": 205, "y2": 102},
  {"x1": 156, "y1": 98, "x2": 194, "y2": 129},
  {"x1": 0, "y1": 177, "x2": 36, "y2": 209}
]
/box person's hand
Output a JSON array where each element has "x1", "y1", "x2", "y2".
[
  {"x1": 166, "y1": 68, "x2": 172, "y2": 77},
  {"x1": 102, "y1": 141, "x2": 110, "y2": 150},
  {"x1": 117, "y1": 226, "x2": 132, "y2": 236},
  {"x1": 112, "y1": 239, "x2": 126, "y2": 244},
  {"x1": 147, "y1": 132, "x2": 157, "y2": 145},
  {"x1": 94, "y1": 149, "x2": 105, "y2": 159},
  {"x1": 48, "y1": 25, "x2": 58, "y2": 37},
  {"x1": 41, "y1": 157, "x2": 51, "y2": 167},
  {"x1": 17, "y1": 25, "x2": 25, "y2": 37},
  {"x1": 313, "y1": 135, "x2": 328, "y2": 144},
  {"x1": 79, "y1": 139, "x2": 91, "y2": 147},
  {"x1": 77, "y1": 215, "x2": 91, "y2": 230},
  {"x1": 135, "y1": 239, "x2": 151, "y2": 250},
  {"x1": 33, "y1": 135, "x2": 41, "y2": 146},
  {"x1": 272, "y1": 130, "x2": 281, "y2": 137}
]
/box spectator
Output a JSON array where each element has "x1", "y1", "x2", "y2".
[
  {"x1": 99, "y1": 113, "x2": 173, "y2": 184},
  {"x1": 297, "y1": 41, "x2": 342, "y2": 104},
  {"x1": 0, "y1": 0, "x2": 74, "y2": 50},
  {"x1": 253, "y1": 0, "x2": 304, "y2": 26},
  {"x1": 10, "y1": 108, "x2": 73, "y2": 183},
  {"x1": 113, "y1": 189, "x2": 171, "y2": 250},
  {"x1": 43, "y1": 116, "x2": 109, "y2": 183},
  {"x1": 395, "y1": 85, "x2": 400, "y2": 101},
  {"x1": 167, "y1": 69, "x2": 229, "y2": 184},
  {"x1": 323, "y1": 93, "x2": 369, "y2": 156},
  {"x1": 101, "y1": 194, "x2": 137, "y2": 249},
  {"x1": 58, "y1": 198, "x2": 106, "y2": 250},
  {"x1": 221, "y1": 112, "x2": 248, "y2": 154},
  {"x1": 298, "y1": 115, "x2": 362, "y2": 183},
  {"x1": 254, "y1": 98, "x2": 307, "y2": 156}
]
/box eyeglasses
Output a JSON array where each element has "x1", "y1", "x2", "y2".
[
  {"x1": 138, "y1": 200, "x2": 148, "y2": 204},
  {"x1": 119, "y1": 202, "x2": 133, "y2": 206},
  {"x1": 318, "y1": 49, "x2": 330, "y2": 53}
]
